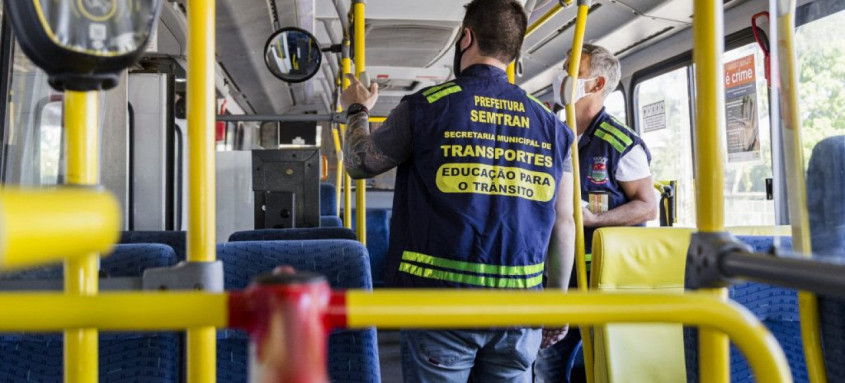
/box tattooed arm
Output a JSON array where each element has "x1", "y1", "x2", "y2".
[
  {"x1": 339, "y1": 73, "x2": 412, "y2": 178},
  {"x1": 344, "y1": 102, "x2": 413, "y2": 179}
]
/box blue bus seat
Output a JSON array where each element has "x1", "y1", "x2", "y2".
[
  {"x1": 0, "y1": 244, "x2": 180, "y2": 382},
  {"x1": 321, "y1": 183, "x2": 337, "y2": 216},
  {"x1": 120, "y1": 231, "x2": 187, "y2": 262},
  {"x1": 216, "y1": 240, "x2": 380, "y2": 383},
  {"x1": 683, "y1": 235, "x2": 808, "y2": 383},
  {"x1": 321, "y1": 215, "x2": 343, "y2": 227},
  {"x1": 228, "y1": 227, "x2": 357, "y2": 242},
  {"x1": 352, "y1": 209, "x2": 390, "y2": 287},
  {"x1": 807, "y1": 135, "x2": 845, "y2": 381}
]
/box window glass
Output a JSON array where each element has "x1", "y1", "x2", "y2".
[
  {"x1": 796, "y1": 7, "x2": 845, "y2": 169},
  {"x1": 795, "y1": 6, "x2": 844, "y2": 260},
  {"x1": 721, "y1": 43, "x2": 774, "y2": 226},
  {"x1": 636, "y1": 67, "x2": 695, "y2": 227},
  {"x1": 3, "y1": 42, "x2": 64, "y2": 186},
  {"x1": 604, "y1": 89, "x2": 627, "y2": 124},
  {"x1": 38, "y1": 102, "x2": 63, "y2": 185},
  {"x1": 3, "y1": 40, "x2": 111, "y2": 186}
]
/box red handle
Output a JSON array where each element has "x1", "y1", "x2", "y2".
[
  {"x1": 229, "y1": 273, "x2": 334, "y2": 383},
  {"x1": 751, "y1": 12, "x2": 776, "y2": 88}
]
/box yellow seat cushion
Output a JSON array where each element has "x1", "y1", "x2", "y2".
[{"x1": 590, "y1": 227, "x2": 694, "y2": 383}]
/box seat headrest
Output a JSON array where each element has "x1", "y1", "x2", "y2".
[{"x1": 591, "y1": 227, "x2": 694, "y2": 290}]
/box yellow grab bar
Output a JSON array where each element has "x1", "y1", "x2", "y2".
[
  {"x1": 525, "y1": 1, "x2": 570, "y2": 38},
  {"x1": 561, "y1": 3, "x2": 595, "y2": 381},
  {"x1": 186, "y1": 0, "x2": 218, "y2": 380},
  {"x1": 332, "y1": 127, "x2": 343, "y2": 217},
  {"x1": 692, "y1": 0, "x2": 730, "y2": 380},
  {"x1": 507, "y1": 62, "x2": 516, "y2": 84},
  {"x1": 0, "y1": 290, "x2": 792, "y2": 383},
  {"x1": 64, "y1": 89, "x2": 101, "y2": 383},
  {"x1": 353, "y1": 0, "x2": 367, "y2": 245},
  {"x1": 0, "y1": 293, "x2": 228, "y2": 331},
  {"x1": 0, "y1": 189, "x2": 119, "y2": 270},
  {"x1": 776, "y1": 1, "x2": 828, "y2": 381},
  {"x1": 342, "y1": 52, "x2": 353, "y2": 230},
  {"x1": 345, "y1": 291, "x2": 791, "y2": 383}
]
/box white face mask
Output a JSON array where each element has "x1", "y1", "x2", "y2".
[
  {"x1": 573, "y1": 77, "x2": 597, "y2": 103},
  {"x1": 553, "y1": 71, "x2": 597, "y2": 106},
  {"x1": 553, "y1": 72, "x2": 566, "y2": 106}
]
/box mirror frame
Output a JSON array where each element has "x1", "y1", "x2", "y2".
[{"x1": 263, "y1": 27, "x2": 323, "y2": 84}]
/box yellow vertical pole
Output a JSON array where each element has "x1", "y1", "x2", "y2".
[
  {"x1": 353, "y1": 0, "x2": 367, "y2": 245},
  {"x1": 186, "y1": 0, "x2": 217, "y2": 381},
  {"x1": 692, "y1": 1, "x2": 730, "y2": 382},
  {"x1": 341, "y1": 46, "x2": 353, "y2": 229},
  {"x1": 506, "y1": 62, "x2": 516, "y2": 84},
  {"x1": 64, "y1": 90, "x2": 100, "y2": 383},
  {"x1": 776, "y1": 1, "x2": 828, "y2": 381},
  {"x1": 564, "y1": 4, "x2": 594, "y2": 382},
  {"x1": 332, "y1": 127, "x2": 343, "y2": 217}
]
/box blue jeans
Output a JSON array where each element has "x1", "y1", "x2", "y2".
[
  {"x1": 533, "y1": 329, "x2": 583, "y2": 383},
  {"x1": 401, "y1": 328, "x2": 542, "y2": 382}
]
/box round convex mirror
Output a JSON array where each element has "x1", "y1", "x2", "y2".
[{"x1": 264, "y1": 27, "x2": 323, "y2": 83}]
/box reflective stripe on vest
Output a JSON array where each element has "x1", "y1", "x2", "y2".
[
  {"x1": 399, "y1": 251, "x2": 544, "y2": 288},
  {"x1": 595, "y1": 122, "x2": 633, "y2": 153},
  {"x1": 426, "y1": 85, "x2": 463, "y2": 104}
]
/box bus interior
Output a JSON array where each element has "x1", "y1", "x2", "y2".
[{"x1": 0, "y1": 0, "x2": 842, "y2": 382}]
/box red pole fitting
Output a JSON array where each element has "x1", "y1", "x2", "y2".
[{"x1": 229, "y1": 272, "x2": 341, "y2": 383}]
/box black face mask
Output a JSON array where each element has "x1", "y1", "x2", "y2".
[{"x1": 453, "y1": 30, "x2": 472, "y2": 78}]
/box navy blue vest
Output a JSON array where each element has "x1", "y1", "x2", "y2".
[
  {"x1": 386, "y1": 65, "x2": 574, "y2": 289},
  {"x1": 579, "y1": 108, "x2": 651, "y2": 253}
]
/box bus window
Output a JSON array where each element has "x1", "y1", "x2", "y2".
[
  {"x1": 796, "y1": 6, "x2": 845, "y2": 170},
  {"x1": 605, "y1": 89, "x2": 627, "y2": 124},
  {"x1": 37, "y1": 102, "x2": 63, "y2": 185},
  {"x1": 3, "y1": 42, "x2": 63, "y2": 186},
  {"x1": 636, "y1": 66, "x2": 695, "y2": 227},
  {"x1": 721, "y1": 43, "x2": 774, "y2": 226}
]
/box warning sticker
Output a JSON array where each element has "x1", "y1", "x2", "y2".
[{"x1": 436, "y1": 163, "x2": 556, "y2": 202}]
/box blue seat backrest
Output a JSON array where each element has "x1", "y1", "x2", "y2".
[
  {"x1": 807, "y1": 135, "x2": 845, "y2": 381},
  {"x1": 228, "y1": 227, "x2": 357, "y2": 242},
  {"x1": 352, "y1": 209, "x2": 390, "y2": 287},
  {"x1": 0, "y1": 244, "x2": 180, "y2": 383},
  {"x1": 216, "y1": 240, "x2": 380, "y2": 383},
  {"x1": 120, "y1": 231, "x2": 187, "y2": 262},
  {"x1": 322, "y1": 215, "x2": 343, "y2": 227},
  {"x1": 321, "y1": 183, "x2": 337, "y2": 216},
  {"x1": 684, "y1": 236, "x2": 808, "y2": 383}
]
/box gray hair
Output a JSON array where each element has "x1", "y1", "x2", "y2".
[{"x1": 567, "y1": 44, "x2": 621, "y2": 99}]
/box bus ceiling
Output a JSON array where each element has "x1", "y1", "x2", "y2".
[{"x1": 159, "y1": 0, "x2": 778, "y2": 117}]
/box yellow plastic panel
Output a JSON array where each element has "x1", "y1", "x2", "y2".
[
  {"x1": 591, "y1": 227, "x2": 693, "y2": 289},
  {"x1": 591, "y1": 227, "x2": 693, "y2": 383}
]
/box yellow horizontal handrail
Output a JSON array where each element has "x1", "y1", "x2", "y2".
[
  {"x1": 0, "y1": 189, "x2": 120, "y2": 270},
  {"x1": 0, "y1": 293, "x2": 228, "y2": 331},
  {"x1": 526, "y1": 1, "x2": 568, "y2": 38},
  {"x1": 347, "y1": 290, "x2": 792, "y2": 383},
  {"x1": 0, "y1": 290, "x2": 791, "y2": 383}
]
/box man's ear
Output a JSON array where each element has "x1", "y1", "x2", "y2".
[
  {"x1": 593, "y1": 76, "x2": 606, "y2": 93},
  {"x1": 460, "y1": 27, "x2": 473, "y2": 51}
]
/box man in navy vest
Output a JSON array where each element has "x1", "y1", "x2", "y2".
[
  {"x1": 340, "y1": 0, "x2": 577, "y2": 380},
  {"x1": 534, "y1": 44, "x2": 657, "y2": 382}
]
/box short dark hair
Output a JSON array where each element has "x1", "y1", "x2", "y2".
[{"x1": 462, "y1": 0, "x2": 527, "y2": 63}]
